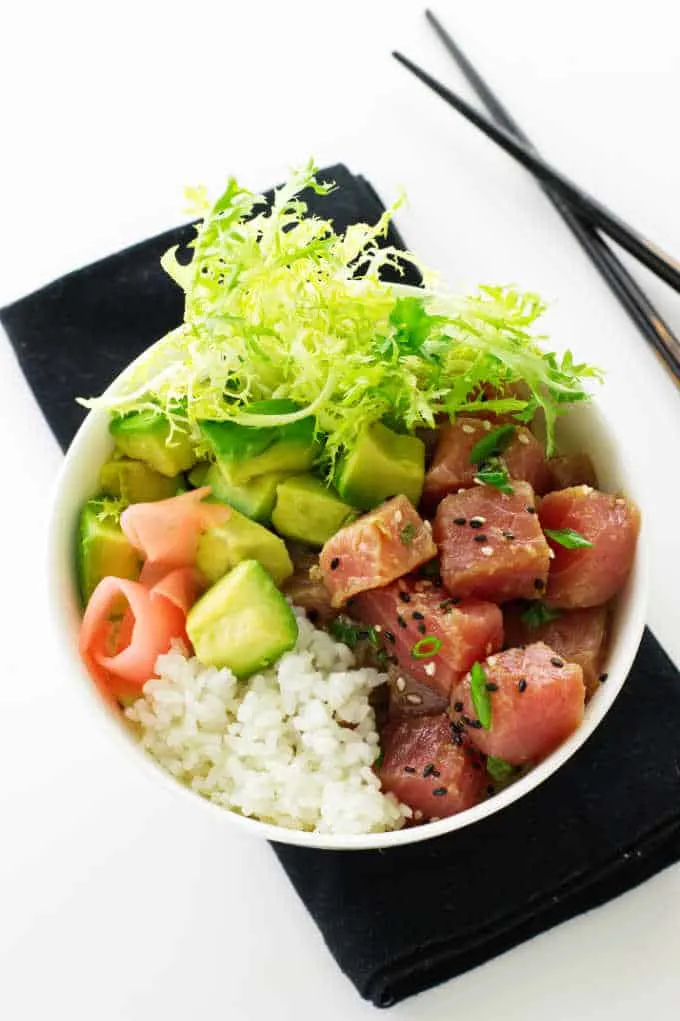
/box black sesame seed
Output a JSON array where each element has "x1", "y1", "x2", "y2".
[
  {"x1": 470, "y1": 519, "x2": 484, "y2": 529},
  {"x1": 412, "y1": 611, "x2": 425, "y2": 621},
  {"x1": 502, "y1": 531, "x2": 515, "y2": 540},
  {"x1": 423, "y1": 763, "x2": 435, "y2": 777},
  {"x1": 397, "y1": 615, "x2": 407, "y2": 629},
  {"x1": 461, "y1": 714, "x2": 472, "y2": 726},
  {"x1": 526, "y1": 505, "x2": 536, "y2": 514},
  {"x1": 534, "y1": 578, "x2": 545, "y2": 590},
  {"x1": 417, "y1": 623, "x2": 426, "y2": 635},
  {"x1": 474, "y1": 534, "x2": 488, "y2": 543},
  {"x1": 451, "y1": 732, "x2": 463, "y2": 746},
  {"x1": 453, "y1": 701, "x2": 464, "y2": 713},
  {"x1": 599, "y1": 672, "x2": 609, "y2": 683},
  {"x1": 399, "y1": 591, "x2": 411, "y2": 604},
  {"x1": 486, "y1": 682, "x2": 498, "y2": 692},
  {"x1": 384, "y1": 631, "x2": 396, "y2": 644},
  {"x1": 431, "y1": 768, "x2": 441, "y2": 778},
  {"x1": 518, "y1": 678, "x2": 527, "y2": 693},
  {"x1": 550, "y1": 657, "x2": 564, "y2": 668},
  {"x1": 454, "y1": 517, "x2": 467, "y2": 526},
  {"x1": 404, "y1": 766, "x2": 416, "y2": 774},
  {"x1": 451, "y1": 720, "x2": 464, "y2": 733},
  {"x1": 433, "y1": 787, "x2": 448, "y2": 796},
  {"x1": 468, "y1": 719, "x2": 483, "y2": 730},
  {"x1": 330, "y1": 557, "x2": 340, "y2": 571}
]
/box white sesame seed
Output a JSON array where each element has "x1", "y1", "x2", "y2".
[
  {"x1": 462, "y1": 424, "x2": 476, "y2": 434},
  {"x1": 424, "y1": 520, "x2": 433, "y2": 532},
  {"x1": 481, "y1": 546, "x2": 494, "y2": 556},
  {"x1": 615, "y1": 497, "x2": 625, "y2": 506},
  {"x1": 394, "y1": 509, "x2": 403, "y2": 524},
  {"x1": 471, "y1": 516, "x2": 486, "y2": 525},
  {"x1": 482, "y1": 420, "x2": 492, "y2": 431},
  {"x1": 549, "y1": 548, "x2": 556, "y2": 559},
  {"x1": 430, "y1": 817, "x2": 441, "y2": 823},
  {"x1": 517, "y1": 432, "x2": 530, "y2": 445},
  {"x1": 396, "y1": 676, "x2": 406, "y2": 692},
  {"x1": 309, "y1": 565, "x2": 322, "y2": 581},
  {"x1": 406, "y1": 693, "x2": 423, "y2": 705},
  {"x1": 424, "y1": 662, "x2": 436, "y2": 677},
  {"x1": 457, "y1": 488, "x2": 467, "y2": 494},
  {"x1": 414, "y1": 810, "x2": 424, "y2": 821},
  {"x1": 487, "y1": 655, "x2": 498, "y2": 667}
]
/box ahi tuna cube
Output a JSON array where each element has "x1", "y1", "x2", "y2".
[
  {"x1": 319, "y1": 496, "x2": 437, "y2": 607},
  {"x1": 352, "y1": 577, "x2": 503, "y2": 698},
  {"x1": 379, "y1": 713, "x2": 486, "y2": 820},
  {"x1": 423, "y1": 418, "x2": 549, "y2": 508},
  {"x1": 504, "y1": 604, "x2": 608, "y2": 698},
  {"x1": 539, "y1": 486, "x2": 640, "y2": 608},
  {"x1": 385, "y1": 666, "x2": 449, "y2": 718},
  {"x1": 433, "y1": 480, "x2": 551, "y2": 602},
  {"x1": 545, "y1": 453, "x2": 598, "y2": 492},
  {"x1": 454, "y1": 642, "x2": 585, "y2": 765}
]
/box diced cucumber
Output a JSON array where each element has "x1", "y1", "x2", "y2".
[
  {"x1": 109, "y1": 410, "x2": 196, "y2": 477},
  {"x1": 335, "y1": 422, "x2": 425, "y2": 510},
  {"x1": 196, "y1": 511, "x2": 293, "y2": 586},
  {"x1": 271, "y1": 474, "x2": 357, "y2": 546},
  {"x1": 186, "y1": 560, "x2": 298, "y2": 677}
]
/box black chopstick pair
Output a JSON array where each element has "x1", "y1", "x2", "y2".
[{"x1": 393, "y1": 11, "x2": 680, "y2": 382}]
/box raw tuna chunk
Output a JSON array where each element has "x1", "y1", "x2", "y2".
[
  {"x1": 454, "y1": 642, "x2": 585, "y2": 765},
  {"x1": 433, "y1": 480, "x2": 551, "y2": 602},
  {"x1": 539, "y1": 486, "x2": 640, "y2": 608},
  {"x1": 504, "y1": 604, "x2": 608, "y2": 697},
  {"x1": 385, "y1": 665, "x2": 449, "y2": 718},
  {"x1": 320, "y1": 496, "x2": 437, "y2": 607},
  {"x1": 545, "y1": 454, "x2": 598, "y2": 492},
  {"x1": 422, "y1": 418, "x2": 549, "y2": 508},
  {"x1": 352, "y1": 577, "x2": 503, "y2": 698},
  {"x1": 379, "y1": 713, "x2": 486, "y2": 820}
]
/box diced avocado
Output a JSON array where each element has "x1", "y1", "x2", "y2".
[
  {"x1": 271, "y1": 475, "x2": 357, "y2": 546},
  {"x1": 186, "y1": 560, "x2": 298, "y2": 677},
  {"x1": 78, "y1": 499, "x2": 142, "y2": 604},
  {"x1": 187, "y1": 461, "x2": 211, "y2": 488},
  {"x1": 99, "y1": 457, "x2": 180, "y2": 503},
  {"x1": 109, "y1": 410, "x2": 196, "y2": 477},
  {"x1": 196, "y1": 511, "x2": 293, "y2": 586},
  {"x1": 335, "y1": 422, "x2": 425, "y2": 510},
  {"x1": 205, "y1": 463, "x2": 284, "y2": 521},
  {"x1": 199, "y1": 402, "x2": 317, "y2": 483}
]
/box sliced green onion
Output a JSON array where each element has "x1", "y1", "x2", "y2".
[
  {"x1": 520, "y1": 602, "x2": 562, "y2": 629},
  {"x1": 469, "y1": 424, "x2": 515, "y2": 465},
  {"x1": 411, "y1": 636, "x2": 442, "y2": 659},
  {"x1": 474, "y1": 460, "x2": 514, "y2": 494},
  {"x1": 486, "y1": 756, "x2": 515, "y2": 782},
  {"x1": 544, "y1": 527, "x2": 593, "y2": 549},
  {"x1": 470, "y1": 661, "x2": 492, "y2": 730}
]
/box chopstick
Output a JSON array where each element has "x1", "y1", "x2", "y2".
[
  {"x1": 392, "y1": 49, "x2": 680, "y2": 298},
  {"x1": 421, "y1": 9, "x2": 680, "y2": 381}
]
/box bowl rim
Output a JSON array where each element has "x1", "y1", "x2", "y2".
[{"x1": 47, "y1": 283, "x2": 649, "y2": 851}]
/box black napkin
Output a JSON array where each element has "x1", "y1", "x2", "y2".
[{"x1": 3, "y1": 164, "x2": 679, "y2": 1008}]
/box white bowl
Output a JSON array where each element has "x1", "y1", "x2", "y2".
[{"x1": 48, "y1": 285, "x2": 648, "y2": 851}]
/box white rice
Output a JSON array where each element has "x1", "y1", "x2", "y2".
[{"x1": 125, "y1": 607, "x2": 411, "y2": 834}]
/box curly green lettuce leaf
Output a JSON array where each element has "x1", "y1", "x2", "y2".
[{"x1": 79, "y1": 161, "x2": 602, "y2": 467}]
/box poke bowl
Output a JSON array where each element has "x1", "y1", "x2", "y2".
[{"x1": 48, "y1": 166, "x2": 648, "y2": 850}]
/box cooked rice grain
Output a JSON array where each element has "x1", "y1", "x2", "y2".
[{"x1": 125, "y1": 609, "x2": 410, "y2": 834}]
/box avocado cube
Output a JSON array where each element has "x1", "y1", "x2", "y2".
[
  {"x1": 109, "y1": 411, "x2": 196, "y2": 477},
  {"x1": 196, "y1": 511, "x2": 293, "y2": 587},
  {"x1": 187, "y1": 461, "x2": 211, "y2": 488},
  {"x1": 204, "y1": 463, "x2": 284, "y2": 522},
  {"x1": 271, "y1": 475, "x2": 357, "y2": 546},
  {"x1": 335, "y1": 422, "x2": 425, "y2": 510},
  {"x1": 199, "y1": 414, "x2": 317, "y2": 484},
  {"x1": 186, "y1": 560, "x2": 298, "y2": 677},
  {"x1": 78, "y1": 499, "x2": 142, "y2": 604},
  {"x1": 99, "y1": 457, "x2": 181, "y2": 503}
]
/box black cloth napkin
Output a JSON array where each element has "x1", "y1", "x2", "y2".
[{"x1": 3, "y1": 164, "x2": 680, "y2": 1008}]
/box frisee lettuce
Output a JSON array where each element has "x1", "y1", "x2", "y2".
[{"x1": 79, "y1": 160, "x2": 602, "y2": 469}]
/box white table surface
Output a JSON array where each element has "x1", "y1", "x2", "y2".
[{"x1": 1, "y1": 2, "x2": 679, "y2": 1018}]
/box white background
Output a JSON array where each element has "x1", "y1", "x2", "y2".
[{"x1": 1, "y1": 1, "x2": 679, "y2": 1018}]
